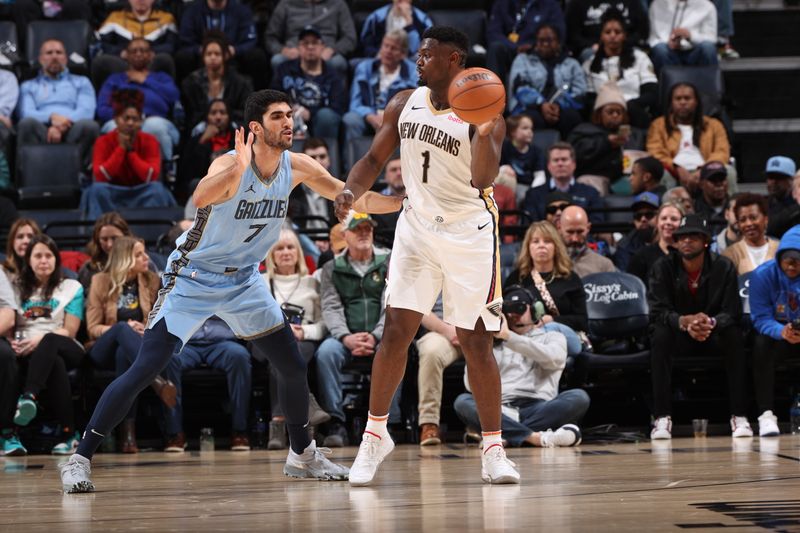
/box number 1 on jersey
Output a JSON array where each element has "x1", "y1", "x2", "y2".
[{"x1": 421, "y1": 150, "x2": 430, "y2": 184}]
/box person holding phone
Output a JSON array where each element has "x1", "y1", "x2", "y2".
[
  {"x1": 568, "y1": 81, "x2": 641, "y2": 195},
  {"x1": 260, "y1": 229, "x2": 329, "y2": 449}
]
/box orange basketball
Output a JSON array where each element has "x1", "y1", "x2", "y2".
[{"x1": 448, "y1": 67, "x2": 506, "y2": 125}]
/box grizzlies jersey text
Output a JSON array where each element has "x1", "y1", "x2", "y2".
[
  {"x1": 173, "y1": 150, "x2": 293, "y2": 271},
  {"x1": 398, "y1": 87, "x2": 494, "y2": 224}
]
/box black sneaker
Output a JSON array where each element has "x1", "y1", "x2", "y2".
[{"x1": 322, "y1": 421, "x2": 349, "y2": 448}]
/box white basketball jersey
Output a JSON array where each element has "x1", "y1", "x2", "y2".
[{"x1": 398, "y1": 87, "x2": 494, "y2": 224}]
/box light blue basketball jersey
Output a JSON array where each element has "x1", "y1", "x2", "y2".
[{"x1": 173, "y1": 150, "x2": 293, "y2": 272}]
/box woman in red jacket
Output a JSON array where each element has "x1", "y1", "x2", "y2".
[{"x1": 80, "y1": 89, "x2": 176, "y2": 219}]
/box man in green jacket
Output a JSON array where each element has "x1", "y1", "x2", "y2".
[{"x1": 317, "y1": 211, "x2": 391, "y2": 447}]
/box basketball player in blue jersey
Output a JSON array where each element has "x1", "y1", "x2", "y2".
[
  {"x1": 59, "y1": 90, "x2": 401, "y2": 493},
  {"x1": 335, "y1": 27, "x2": 520, "y2": 486}
]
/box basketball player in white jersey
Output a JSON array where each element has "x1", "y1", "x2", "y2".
[{"x1": 335, "y1": 26, "x2": 520, "y2": 485}]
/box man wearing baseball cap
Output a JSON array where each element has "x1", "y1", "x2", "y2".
[
  {"x1": 316, "y1": 210, "x2": 390, "y2": 448},
  {"x1": 764, "y1": 155, "x2": 797, "y2": 219},
  {"x1": 648, "y1": 213, "x2": 752, "y2": 440},
  {"x1": 613, "y1": 191, "x2": 659, "y2": 270},
  {"x1": 693, "y1": 161, "x2": 730, "y2": 235}
]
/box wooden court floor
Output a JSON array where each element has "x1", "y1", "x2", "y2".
[{"x1": 2, "y1": 436, "x2": 800, "y2": 532}]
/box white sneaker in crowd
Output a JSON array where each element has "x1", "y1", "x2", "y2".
[
  {"x1": 757, "y1": 410, "x2": 780, "y2": 437},
  {"x1": 651, "y1": 416, "x2": 672, "y2": 440},
  {"x1": 540, "y1": 424, "x2": 582, "y2": 448},
  {"x1": 731, "y1": 415, "x2": 754, "y2": 438}
]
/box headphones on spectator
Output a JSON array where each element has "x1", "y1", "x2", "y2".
[{"x1": 502, "y1": 285, "x2": 546, "y2": 323}]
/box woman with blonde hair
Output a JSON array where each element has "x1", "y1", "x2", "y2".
[
  {"x1": 77, "y1": 212, "x2": 132, "y2": 290},
  {"x1": 85, "y1": 236, "x2": 175, "y2": 453},
  {"x1": 2, "y1": 218, "x2": 42, "y2": 277},
  {"x1": 627, "y1": 201, "x2": 685, "y2": 288},
  {"x1": 504, "y1": 221, "x2": 588, "y2": 355},
  {"x1": 260, "y1": 228, "x2": 328, "y2": 449}
]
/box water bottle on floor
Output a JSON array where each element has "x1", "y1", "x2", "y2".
[{"x1": 791, "y1": 394, "x2": 800, "y2": 435}]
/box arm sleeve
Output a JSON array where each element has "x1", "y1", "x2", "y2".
[
  {"x1": 349, "y1": 64, "x2": 374, "y2": 117},
  {"x1": 144, "y1": 73, "x2": 180, "y2": 109},
  {"x1": 693, "y1": 4, "x2": 718, "y2": 43},
  {"x1": 96, "y1": 79, "x2": 115, "y2": 123},
  {"x1": 646, "y1": 119, "x2": 674, "y2": 169},
  {"x1": 359, "y1": 12, "x2": 380, "y2": 57},
  {"x1": 264, "y1": 3, "x2": 287, "y2": 56},
  {"x1": 320, "y1": 261, "x2": 351, "y2": 339},
  {"x1": 487, "y1": 1, "x2": 515, "y2": 49},
  {"x1": 328, "y1": 73, "x2": 348, "y2": 115},
  {"x1": 302, "y1": 285, "x2": 327, "y2": 341},
  {"x1": 370, "y1": 286, "x2": 386, "y2": 340},
  {"x1": 0, "y1": 72, "x2": 19, "y2": 117},
  {"x1": 504, "y1": 330, "x2": 567, "y2": 370},
  {"x1": 67, "y1": 76, "x2": 97, "y2": 122},
  {"x1": 750, "y1": 268, "x2": 785, "y2": 340},
  {"x1": 65, "y1": 285, "x2": 84, "y2": 320},
  {"x1": 567, "y1": 60, "x2": 588, "y2": 97},
  {"x1": 19, "y1": 81, "x2": 53, "y2": 123},
  {"x1": 333, "y1": 6, "x2": 357, "y2": 56},
  {"x1": 233, "y1": 7, "x2": 257, "y2": 54},
  {"x1": 713, "y1": 261, "x2": 741, "y2": 330},
  {"x1": 705, "y1": 119, "x2": 730, "y2": 164},
  {"x1": 648, "y1": 259, "x2": 681, "y2": 331},
  {"x1": 86, "y1": 280, "x2": 108, "y2": 339},
  {"x1": 127, "y1": 135, "x2": 162, "y2": 183},
  {"x1": 92, "y1": 135, "x2": 125, "y2": 183}
]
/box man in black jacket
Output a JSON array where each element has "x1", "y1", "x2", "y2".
[{"x1": 647, "y1": 214, "x2": 752, "y2": 440}]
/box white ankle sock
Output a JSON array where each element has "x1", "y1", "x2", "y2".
[
  {"x1": 364, "y1": 412, "x2": 389, "y2": 439},
  {"x1": 482, "y1": 431, "x2": 503, "y2": 453},
  {"x1": 291, "y1": 440, "x2": 316, "y2": 461}
]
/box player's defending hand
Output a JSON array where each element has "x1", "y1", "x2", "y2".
[
  {"x1": 334, "y1": 189, "x2": 355, "y2": 222},
  {"x1": 476, "y1": 114, "x2": 502, "y2": 137},
  {"x1": 234, "y1": 127, "x2": 254, "y2": 174}
]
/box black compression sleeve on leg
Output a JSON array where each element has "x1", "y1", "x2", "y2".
[
  {"x1": 77, "y1": 319, "x2": 179, "y2": 460},
  {"x1": 251, "y1": 323, "x2": 311, "y2": 454}
]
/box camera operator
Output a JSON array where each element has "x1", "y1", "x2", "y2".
[
  {"x1": 454, "y1": 286, "x2": 590, "y2": 447},
  {"x1": 749, "y1": 225, "x2": 800, "y2": 437}
]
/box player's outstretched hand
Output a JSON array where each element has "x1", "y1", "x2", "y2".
[
  {"x1": 234, "y1": 127, "x2": 253, "y2": 174},
  {"x1": 476, "y1": 114, "x2": 502, "y2": 136},
  {"x1": 334, "y1": 188, "x2": 355, "y2": 222}
]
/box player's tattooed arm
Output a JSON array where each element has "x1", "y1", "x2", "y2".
[
  {"x1": 469, "y1": 116, "x2": 506, "y2": 190},
  {"x1": 335, "y1": 89, "x2": 413, "y2": 219},
  {"x1": 193, "y1": 127, "x2": 251, "y2": 208},
  {"x1": 291, "y1": 153, "x2": 402, "y2": 215}
]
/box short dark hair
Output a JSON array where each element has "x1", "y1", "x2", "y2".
[
  {"x1": 244, "y1": 90, "x2": 292, "y2": 126},
  {"x1": 421, "y1": 26, "x2": 468, "y2": 66},
  {"x1": 733, "y1": 192, "x2": 769, "y2": 219},
  {"x1": 547, "y1": 141, "x2": 576, "y2": 162},
  {"x1": 302, "y1": 137, "x2": 329, "y2": 153},
  {"x1": 127, "y1": 37, "x2": 150, "y2": 50},
  {"x1": 634, "y1": 156, "x2": 663, "y2": 183}
]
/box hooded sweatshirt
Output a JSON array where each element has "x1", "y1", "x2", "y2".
[{"x1": 750, "y1": 225, "x2": 800, "y2": 340}]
